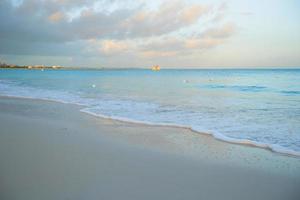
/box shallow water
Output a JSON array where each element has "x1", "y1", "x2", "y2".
[{"x1": 0, "y1": 68, "x2": 299, "y2": 155}]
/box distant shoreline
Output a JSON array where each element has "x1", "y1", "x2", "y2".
[
  {"x1": 1, "y1": 66, "x2": 299, "y2": 70},
  {"x1": 0, "y1": 65, "x2": 63, "y2": 69}
]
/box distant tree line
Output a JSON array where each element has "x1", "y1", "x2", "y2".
[
  {"x1": 0, "y1": 62, "x2": 27, "y2": 68},
  {"x1": 0, "y1": 62, "x2": 63, "y2": 69}
]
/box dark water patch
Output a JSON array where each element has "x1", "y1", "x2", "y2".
[
  {"x1": 280, "y1": 90, "x2": 300, "y2": 95},
  {"x1": 201, "y1": 84, "x2": 268, "y2": 92}
]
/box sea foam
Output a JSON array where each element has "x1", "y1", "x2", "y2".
[{"x1": 1, "y1": 69, "x2": 300, "y2": 157}]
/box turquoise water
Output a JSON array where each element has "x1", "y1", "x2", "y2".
[{"x1": 1, "y1": 68, "x2": 300, "y2": 155}]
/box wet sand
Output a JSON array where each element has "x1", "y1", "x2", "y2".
[{"x1": 0, "y1": 96, "x2": 299, "y2": 200}]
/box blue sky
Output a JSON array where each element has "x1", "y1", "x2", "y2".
[{"x1": 0, "y1": 0, "x2": 299, "y2": 68}]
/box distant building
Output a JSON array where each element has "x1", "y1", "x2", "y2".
[{"x1": 52, "y1": 65, "x2": 63, "y2": 69}]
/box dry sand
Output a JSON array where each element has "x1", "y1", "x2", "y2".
[{"x1": 0, "y1": 96, "x2": 299, "y2": 200}]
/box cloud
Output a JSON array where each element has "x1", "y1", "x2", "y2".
[
  {"x1": 0, "y1": 0, "x2": 236, "y2": 66},
  {"x1": 141, "y1": 50, "x2": 178, "y2": 58},
  {"x1": 1, "y1": 0, "x2": 213, "y2": 43},
  {"x1": 99, "y1": 40, "x2": 129, "y2": 55},
  {"x1": 201, "y1": 23, "x2": 236, "y2": 39},
  {"x1": 209, "y1": 2, "x2": 228, "y2": 23},
  {"x1": 139, "y1": 23, "x2": 236, "y2": 58},
  {"x1": 121, "y1": 1, "x2": 210, "y2": 37},
  {"x1": 48, "y1": 11, "x2": 66, "y2": 22},
  {"x1": 120, "y1": 26, "x2": 235, "y2": 60}
]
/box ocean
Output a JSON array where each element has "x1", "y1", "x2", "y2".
[{"x1": 0, "y1": 68, "x2": 299, "y2": 156}]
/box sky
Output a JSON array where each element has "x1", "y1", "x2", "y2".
[{"x1": 0, "y1": 0, "x2": 299, "y2": 68}]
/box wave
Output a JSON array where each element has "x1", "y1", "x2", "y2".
[
  {"x1": 80, "y1": 108, "x2": 300, "y2": 157},
  {"x1": 1, "y1": 80, "x2": 300, "y2": 157}
]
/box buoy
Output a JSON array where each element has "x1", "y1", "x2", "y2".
[{"x1": 92, "y1": 84, "x2": 96, "y2": 88}]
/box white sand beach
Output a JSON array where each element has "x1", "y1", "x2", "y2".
[{"x1": 0, "y1": 96, "x2": 299, "y2": 200}]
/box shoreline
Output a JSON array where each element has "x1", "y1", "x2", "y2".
[
  {"x1": 81, "y1": 108, "x2": 300, "y2": 158},
  {"x1": 1, "y1": 94, "x2": 299, "y2": 158},
  {"x1": 1, "y1": 95, "x2": 300, "y2": 173},
  {"x1": 0, "y1": 96, "x2": 300, "y2": 200}
]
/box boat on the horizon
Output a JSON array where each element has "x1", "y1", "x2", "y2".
[{"x1": 151, "y1": 65, "x2": 160, "y2": 71}]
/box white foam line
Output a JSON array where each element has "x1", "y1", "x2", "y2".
[
  {"x1": 1, "y1": 93, "x2": 300, "y2": 157},
  {"x1": 81, "y1": 108, "x2": 300, "y2": 157}
]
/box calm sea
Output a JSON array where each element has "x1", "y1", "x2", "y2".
[{"x1": 1, "y1": 68, "x2": 300, "y2": 156}]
